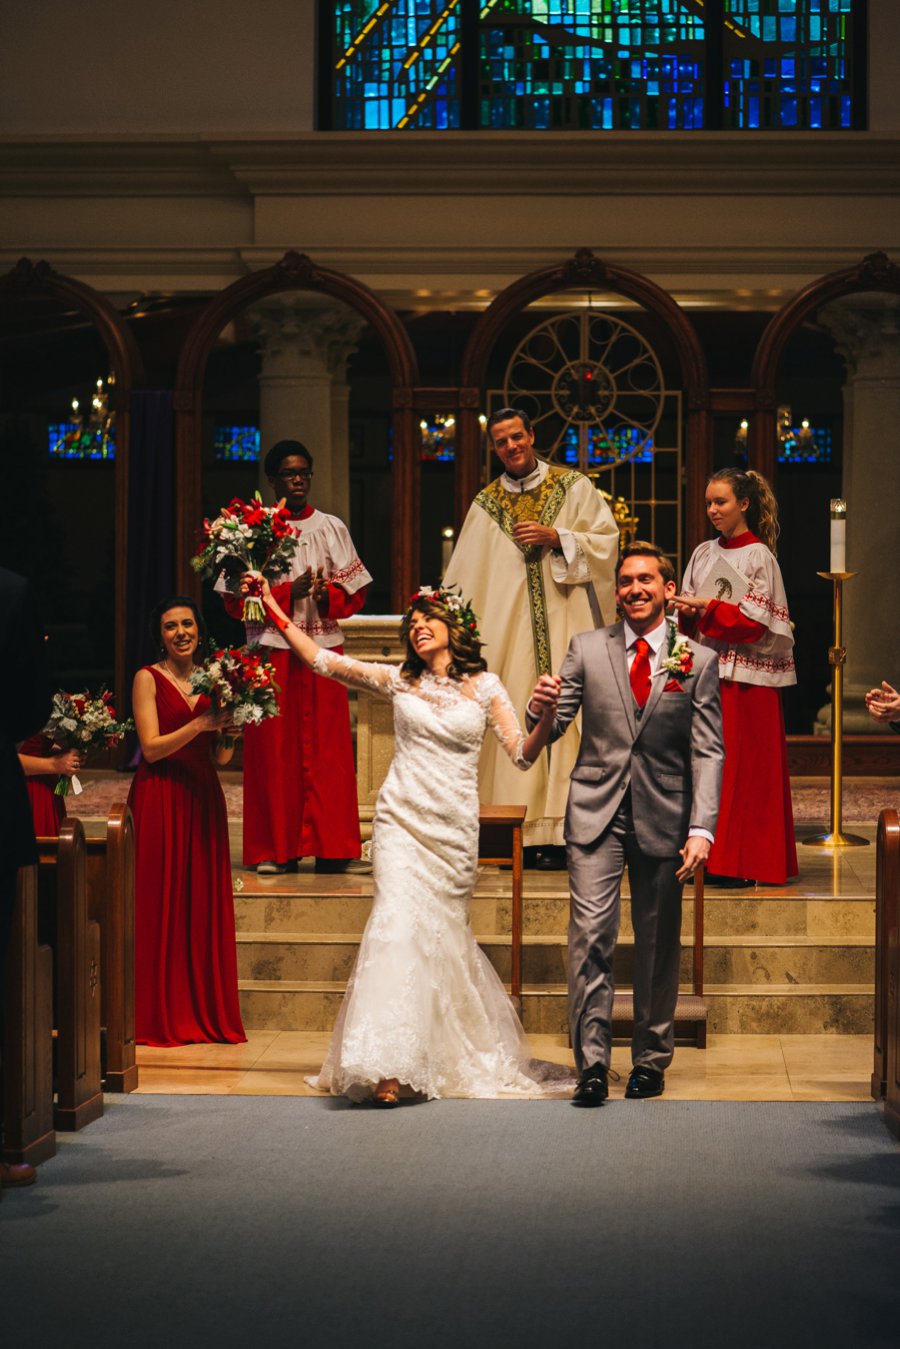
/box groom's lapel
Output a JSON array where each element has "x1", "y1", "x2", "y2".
[{"x1": 606, "y1": 627, "x2": 636, "y2": 738}]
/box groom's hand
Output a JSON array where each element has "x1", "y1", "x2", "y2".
[
  {"x1": 528, "y1": 674, "x2": 561, "y2": 720},
  {"x1": 677, "y1": 835, "x2": 710, "y2": 883}
]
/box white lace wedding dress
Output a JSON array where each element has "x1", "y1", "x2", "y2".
[{"x1": 309, "y1": 652, "x2": 568, "y2": 1101}]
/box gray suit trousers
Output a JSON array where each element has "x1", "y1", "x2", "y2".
[{"x1": 567, "y1": 794, "x2": 683, "y2": 1074}]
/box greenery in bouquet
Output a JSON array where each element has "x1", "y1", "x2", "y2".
[
  {"x1": 191, "y1": 492, "x2": 300, "y2": 624},
  {"x1": 190, "y1": 645, "x2": 281, "y2": 749},
  {"x1": 43, "y1": 690, "x2": 134, "y2": 796}
]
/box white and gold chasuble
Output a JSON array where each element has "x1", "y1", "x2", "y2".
[{"x1": 444, "y1": 461, "x2": 618, "y2": 847}]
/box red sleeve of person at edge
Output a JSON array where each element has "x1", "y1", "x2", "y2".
[{"x1": 689, "y1": 598, "x2": 767, "y2": 644}]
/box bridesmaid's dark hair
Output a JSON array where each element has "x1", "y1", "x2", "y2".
[
  {"x1": 149, "y1": 595, "x2": 208, "y2": 658},
  {"x1": 399, "y1": 597, "x2": 487, "y2": 683}
]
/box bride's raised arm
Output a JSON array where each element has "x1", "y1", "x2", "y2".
[
  {"x1": 484, "y1": 672, "x2": 559, "y2": 769},
  {"x1": 242, "y1": 572, "x2": 397, "y2": 697}
]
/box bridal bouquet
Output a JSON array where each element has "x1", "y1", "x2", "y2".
[
  {"x1": 43, "y1": 689, "x2": 134, "y2": 795},
  {"x1": 191, "y1": 493, "x2": 300, "y2": 623},
  {"x1": 190, "y1": 645, "x2": 281, "y2": 749}
]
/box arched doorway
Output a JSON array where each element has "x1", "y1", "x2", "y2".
[
  {"x1": 0, "y1": 257, "x2": 144, "y2": 704},
  {"x1": 458, "y1": 249, "x2": 711, "y2": 555},
  {"x1": 174, "y1": 251, "x2": 420, "y2": 609}
]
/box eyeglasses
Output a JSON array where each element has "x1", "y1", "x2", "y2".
[{"x1": 274, "y1": 469, "x2": 313, "y2": 482}]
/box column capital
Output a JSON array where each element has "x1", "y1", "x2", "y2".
[
  {"x1": 248, "y1": 293, "x2": 366, "y2": 378},
  {"x1": 817, "y1": 294, "x2": 900, "y2": 379}
]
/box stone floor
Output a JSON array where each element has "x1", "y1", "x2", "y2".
[{"x1": 133, "y1": 1031, "x2": 874, "y2": 1102}]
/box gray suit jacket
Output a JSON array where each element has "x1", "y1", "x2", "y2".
[{"x1": 530, "y1": 622, "x2": 724, "y2": 857}]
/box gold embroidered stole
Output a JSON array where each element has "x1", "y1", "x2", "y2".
[{"x1": 475, "y1": 468, "x2": 583, "y2": 677}]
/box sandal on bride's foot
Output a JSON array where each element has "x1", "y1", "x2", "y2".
[{"x1": 373, "y1": 1078, "x2": 400, "y2": 1107}]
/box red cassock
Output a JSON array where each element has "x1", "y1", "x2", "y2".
[
  {"x1": 224, "y1": 579, "x2": 366, "y2": 867},
  {"x1": 695, "y1": 600, "x2": 798, "y2": 885},
  {"x1": 20, "y1": 734, "x2": 66, "y2": 837},
  {"x1": 128, "y1": 668, "x2": 245, "y2": 1046}
]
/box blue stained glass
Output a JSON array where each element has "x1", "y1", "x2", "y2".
[
  {"x1": 48, "y1": 421, "x2": 116, "y2": 460},
  {"x1": 328, "y1": 2, "x2": 857, "y2": 131},
  {"x1": 214, "y1": 425, "x2": 261, "y2": 463}
]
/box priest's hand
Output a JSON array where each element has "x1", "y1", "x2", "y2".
[{"x1": 512, "y1": 522, "x2": 560, "y2": 549}]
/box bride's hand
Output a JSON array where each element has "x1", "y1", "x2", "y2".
[{"x1": 240, "y1": 570, "x2": 272, "y2": 601}]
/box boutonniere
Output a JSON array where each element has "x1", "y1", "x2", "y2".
[{"x1": 660, "y1": 620, "x2": 694, "y2": 679}]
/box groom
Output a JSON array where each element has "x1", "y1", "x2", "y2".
[{"x1": 527, "y1": 542, "x2": 723, "y2": 1105}]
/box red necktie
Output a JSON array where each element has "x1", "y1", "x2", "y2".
[{"x1": 630, "y1": 638, "x2": 651, "y2": 709}]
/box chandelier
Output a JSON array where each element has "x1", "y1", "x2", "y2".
[
  {"x1": 52, "y1": 375, "x2": 116, "y2": 459},
  {"x1": 735, "y1": 407, "x2": 817, "y2": 460}
]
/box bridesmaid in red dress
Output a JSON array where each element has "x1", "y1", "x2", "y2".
[
  {"x1": 18, "y1": 737, "x2": 81, "y2": 836},
  {"x1": 129, "y1": 595, "x2": 245, "y2": 1046}
]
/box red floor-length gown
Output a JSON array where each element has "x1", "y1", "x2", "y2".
[
  {"x1": 21, "y1": 734, "x2": 66, "y2": 837},
  {"x1": 129, "y1": 668, "x2": 246, "y2": 1046}
]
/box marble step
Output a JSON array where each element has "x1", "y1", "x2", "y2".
[
  {"x1": 237, "y1": 979, "x2": 875, "y2": 1036},
  {"x1": 233, "y1": 893, "x2": 875, "y2": 940},
  {"x1": 236, "y1": 931, "x2": 875, "y2": 987}
]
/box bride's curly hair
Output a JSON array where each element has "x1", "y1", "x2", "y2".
[
  {"x1": 709, "y1": 466, "x2": 781, "y2": 556},
  {"x1": 399, "y1": 594, "x2": 487, "y2": 683}
]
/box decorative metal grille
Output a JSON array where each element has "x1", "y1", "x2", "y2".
[{"x1": 487, "y1": 307, "x2": 683, "y2": 572}]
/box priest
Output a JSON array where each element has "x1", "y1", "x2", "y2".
[{"x1": 444, "y1": 408, "x2": 618, "y2": 866}]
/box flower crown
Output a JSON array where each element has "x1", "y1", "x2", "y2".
[{"x1": 405, "y1": 585, "x2": 481, "y2": 641}]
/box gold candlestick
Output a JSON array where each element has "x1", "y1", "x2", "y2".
[{"x1": 804, "y1": 571, "x2": 869, "y2": 848}]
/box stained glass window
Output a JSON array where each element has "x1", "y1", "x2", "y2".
[
  {"x1": 48, "y1": 421, "x2": 116, "y2": 460},
  {"x1": 724, "y1": 1, "x2": 854, "y2": 129},
  {"x1": 214, "y1": 425, "x2": 261, "y2": 462},
  {"x1": 333, "y1": 1, "x2": 462, "y2": 129},
  {"x1": 480, "y1": 1, "x2": 705, "y2": 131},
  {"x1": 322, "y1": 0, "x2": 862, "y2": 130}
]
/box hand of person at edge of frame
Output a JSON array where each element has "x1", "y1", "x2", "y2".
[{"x1": 865, "y1": 680, "x2": 900, "y2": 722}]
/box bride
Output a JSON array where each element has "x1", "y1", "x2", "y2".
[{"x1": 244, "y1": 573, "x2": 562, "y2": 1105}]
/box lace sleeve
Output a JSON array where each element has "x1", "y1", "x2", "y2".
[
  {"x1": 480, "y1": 673, "x2": 530, "y2": 771},
  {"x1": 312, "y1": 649, "x2": 399, "y2": 698}
]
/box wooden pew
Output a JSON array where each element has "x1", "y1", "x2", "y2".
[
  {"x1": 37, "y1": 818, "x2": 104, "y2": 1131},
  {"x1": 2, "y1": 864, "x2": 55, "y2": 1165},
  {"x1": 880, "y1": 811, "x2": 900, "y2": 1137},
  {"x1": 872, "y1": 808, "x2": 899, "y2": 1100},
  {"x1": 85, "y1": 803, "x2": 138, "y2": 1093}
]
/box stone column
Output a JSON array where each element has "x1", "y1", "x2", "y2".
[
  {"x1": 250, "y1": 295, "x2": 365, "y2": 520},
  {"x1": 816, "y1": 294, "x2": 900, "y2": 732}
]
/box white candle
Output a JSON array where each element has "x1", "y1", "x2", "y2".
[
  {"x1": 829, "y1": 499, "x2": 847, "y2": 573},
  {"x1": 441, "y1": 526, "x2": 455, "y2": 579}
]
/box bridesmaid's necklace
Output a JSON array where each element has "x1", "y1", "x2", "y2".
[{"x1": 163, "y1": 658, "x2": 197, "y2": 692}]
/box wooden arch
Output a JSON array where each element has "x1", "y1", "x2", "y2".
[
  {"x1": 174, "y1": 250, "x2": 421, "y2": 608},
  {"x1": 457, "y1": 248, "x2": 712, "y2": 548},
  {"x1": 0, "y1": 258, "x2": 145, "y2": 703},
  {"x1": 750, "y1": 251, "x2": 900, "y2": 482}
]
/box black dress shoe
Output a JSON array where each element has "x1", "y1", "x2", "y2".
[
  {"x1": 625, "y1": 1065, "x2": 665, "y2": 1099},
  {"x1": 315, "y1": 858, "x2": 352, "y2": 873},
  {"x1": 572, "y1": 1063, "x2": 609, "y2": 1107},
  {"x1": 704, "y1": 873, "x2": 755, "y2": 889},
  {"x1": 536, "y1": 846, "x2": 567, "y2": 871}
]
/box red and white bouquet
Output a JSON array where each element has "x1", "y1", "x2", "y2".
[
  {"x1": 190, "y1": 645, "x2": 281, "y2": 749},
  {"x1": 191, "y1": 492, "x2": 301, "y2": 624},
  {"x1": 42, "y1": 689, "x2": 134, "y2": 796}
]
